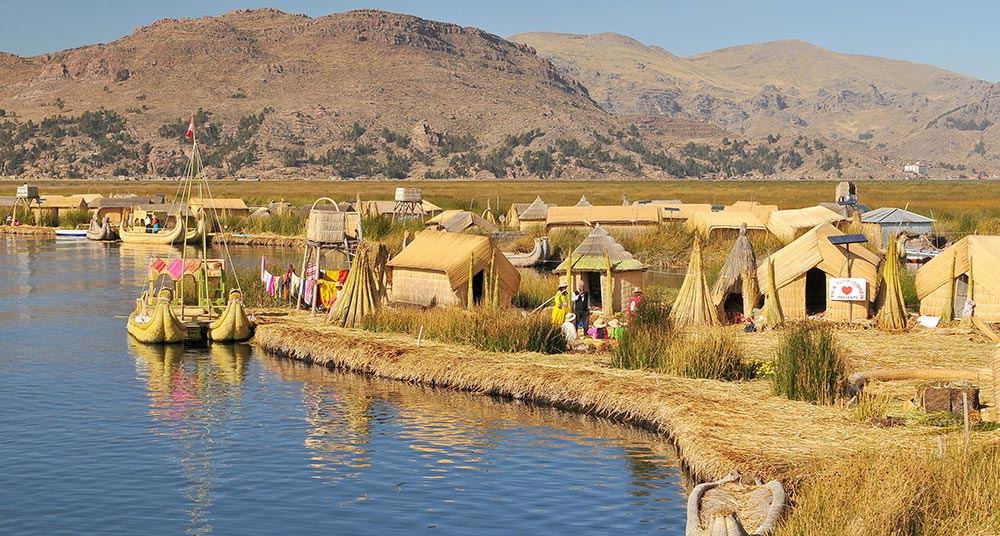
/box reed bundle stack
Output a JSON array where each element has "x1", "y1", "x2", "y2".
[
  {"x1": 327, "y1": 242, "x2": 389, "y2": 328},
  {"x1": 876, "y1": 237, "x2": 908, "y2": 330},
  {"x1": 672, "y1": 237, "x2": 719, "y2": 326}
]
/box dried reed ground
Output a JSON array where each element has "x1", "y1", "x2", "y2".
[{"x1": 252, "y1": 314, "x2": 1000, "y2": 489}]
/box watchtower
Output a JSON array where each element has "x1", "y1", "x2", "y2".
[{"x1": 392, "y1": 187, "x2": 423, "y2": 222}]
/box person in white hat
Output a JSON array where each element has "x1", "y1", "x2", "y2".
[
  {"x1": 561, "y1": 313, "x2": 578, "y2": 343},
  {"x1": 551, "y1": 278, "x2": 570, "y2": 325}
]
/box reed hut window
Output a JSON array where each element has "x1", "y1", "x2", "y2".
[
  {"x1": 586, "y1": 272, "x2": 603, "y2": 308},
  {"x1": 472, "y1": 270, "x2": 485, "y2": 305},
  {"x1": 954, "y1": 274, "x2": 969, "y2": 318},
  {"x1": 805, "y1": 267, "x2": 826, "y2": 315}
]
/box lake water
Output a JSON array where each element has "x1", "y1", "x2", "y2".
[{"x1": 0, "y1": 236, "x2": 687, "y2": 535}]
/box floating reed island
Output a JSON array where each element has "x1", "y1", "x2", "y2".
[
  {"x1": 0, "y1": 225, "x2": 56, "y2": 237},
  {"x1": 252, "y1": 314, "x2": 998, "y2": 487}
]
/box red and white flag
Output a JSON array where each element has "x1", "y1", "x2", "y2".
[{"x1": 185, "y1": 117, "x2": 195, "y2": 140}]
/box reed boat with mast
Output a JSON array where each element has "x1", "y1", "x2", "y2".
[{"x1": 126, "y1": 120, "x2": 253, "y2": 344}]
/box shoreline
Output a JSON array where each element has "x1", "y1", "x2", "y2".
[
  {"x1": 251, "y1": 314, "x2": 956, "y2": 486},
  {"x1": 0, "y1": 225, "x2": 56, "y2": 237}
]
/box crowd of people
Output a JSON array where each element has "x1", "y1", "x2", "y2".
[{"x1": 552, "y1": 279, "x2": 644, "y2": 348}]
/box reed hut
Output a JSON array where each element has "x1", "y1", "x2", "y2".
[
  {"x1": 861, "y1": 207, "x2": 936, "y2": 249},
  {"x1": 552, "y1": 224, "x2": 646, "y2": 313},
  {"x1": 32, "y1": 195, "x2": 87, "y2": 221},
  {"x1": 724, "y1": 201, "x2": 778, "y2": 225},
  {"x1": 425, "y1": 210, "x2": 499, "y2": 235},
  {"x1": 766, "y1": 206, "x2": 845, "y2": 243},
  {"x1": 87, "y1": 196, "x2": 154, "y2": 226},
  {"x1": 575, "y1": 195, "x2": 592, "y2": 207},
  {"x1": 545, "y1": 205, "x2": 660, "y2": 234},
  {"x1": 713, "y1": 224, "x2": 760, "y2": 320},
  {"x1": 671, "y1": 238, "x2": 719, "y2": 326},
  {"x1": 656, "y1": 202, "x2": 714, "y2": 222},
  {"x1": 386, "y1": 231, "x2": 520, "y2": 307},
  {"x1": 513, "y1": 196, "x2": 551, "y2": 232},
  {"x1": 916, "y1": 235, "x2": 1000, "y2": 321},
  {"x1": 756, "y1": 223, "x2": 881, "y2": 321},
  {"x1": 189, "y1": 197, "x2": 250, "y2": 218},
  {"x1": 688, "y1": 211, "x2": 768, "y2": 240}
]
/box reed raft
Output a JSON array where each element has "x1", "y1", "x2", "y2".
[
  {"x1": 0, "y1": 225, "x2": 56, "y2": 237},
  {"x1": 252, "y1": 315, "x2": 967, "y2": 485},
  {"x1": 215, "y1": 232, "x2": 306, "y2": 248}
]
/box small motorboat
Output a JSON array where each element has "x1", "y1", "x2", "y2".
[{"x1": 55, "y1": 229, "x2": 88, "y2": 238}]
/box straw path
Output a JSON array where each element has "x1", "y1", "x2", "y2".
[{"x1": 252, "y1": 315, "x2": 967, "y2": 486}]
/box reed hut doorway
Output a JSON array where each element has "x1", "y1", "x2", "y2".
[
  {"x1": 585, "y1": 272, "x2": 603, "y2": 309},
  {"x1": 722, "y1": 292, "x2": 744, "y2": 316},
  {"x1": 472, "y1": 270, "x2": 485, "y2": 305},
  {"x1": 954, "y1": 274, "x2": 969, "y2": 318},
  {"x1": 805, "y1": 268, "x2": 827, "y2": 315}
]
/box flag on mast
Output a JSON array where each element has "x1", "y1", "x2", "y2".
[{"x1": 185, "y1": 117, "x2": 195, "y2": 140}]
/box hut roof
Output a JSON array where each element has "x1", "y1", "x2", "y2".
[
  {"x1": 76, "y1": 194, "x2": 103, "y2": 204},
  {"x1": 861, "y1": 207, "x2": 936, "y2": 225},
  {"x1": 387, "y1": 230, "x2": 520, "y2": 297},
  {"x1": 0, "y1": 196, "x2": 18, "y2": 206},
  {"x1": 713, "y1": 225, "x2": 758, "y2": 296},
  {"x1": 688, "y1": 211, "x2": 766, "y2": 236},
  {"x1": 545, "y1": 204, "x2": 660, "y2": 226},
  {"x1": 766, "y1": 205, "x2": 845, "y2": 242},
  {"x1": 367, "y1": 199, "x2": 442, "y2": 216},
  {"x1": 725, "y1": 201, "x2": 778, "y2": 224},
  {"x1": 518, "y1": 196, "x2": 550, "y2": 221},
  {"x1": 426, "y1": 210, "x2": 499, "y2": 234},
  {"x1": 189, "y1": 197, "x2": 248, "y2": 210},
  {"x1": 658, "y1": 203, "x2": 714, "y2": 220},
  {"x1": 757, "y1": 222, "x2": 882, "y2": 301},
  {"x1": 575, "y1": 195, "x2": 592, "y2": 207},
  {"x1": 88, "y1": 196, "x2": 154, "y2": 209},
  {"x1": 37, "y1": 195, "x2": 87, "y2": 209},
  {"x1": 553, "y1": 225, "x2": 647, "y2": 272},
  {"x1": 915, "y1": 235, "x2": 1000, "y2": 300}
]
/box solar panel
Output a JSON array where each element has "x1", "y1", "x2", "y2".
[{"x1": 828, "y1": 234, "x2": 868, "y2": 245}]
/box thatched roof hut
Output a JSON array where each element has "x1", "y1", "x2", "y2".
[
  {"x1": 425, "y1": 210, "x2": 499, "y2": 234},
  {"x1": 545, "y1": 204, "x2": 660, "y2": 233},
  {"x1": 688, "y1": 211, "x2": 767, "y2": 239},
  {"x1": 916, "y1": 235, "x2": 1000, "y2": 321},
  {"x1": 724, "y1": 201, "x2": 778, "y2": 225},
  {"x1": 671, "y1": 238, "x2": 719, "y2": 326},
  {"x1": 387, "y1": 231, "x2": 519, "y2": 307},
  {"x1": 512, "y1": 196, "x2": 551, "y2": 231},
  {"x1": 575, "y1": 195, "x2": 592, "y2": 207},
  {"x1": 713, "y1": 224, "x2": 760, "y2": 320},
  {"x1": 189, "y1": 197, "x2": 250, "y2": 218},
  {"x1": 657, "y1": 202, "x2": 714, "y2": 221},
  {"x1": 552, "y1": 224, "x2": 646, "y2": 313},
  {"x1": 766, "y1": 206, "x2": 845, "y2": 243},
  {"x1": 756, "y1": 223, "x2": 882, "y2": 321}
]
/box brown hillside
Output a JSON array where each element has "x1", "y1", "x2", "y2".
[{"x1": 512, "y1": 33, "x2": 1000, "y2": 174}]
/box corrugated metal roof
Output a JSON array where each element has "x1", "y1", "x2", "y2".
[{"x1": 861, "y1": 207, "x2": 936, "y2": 224}]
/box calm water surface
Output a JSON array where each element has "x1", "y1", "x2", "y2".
[{"x1": 0, "y1": 237, "x2": 687, "y2": 535}]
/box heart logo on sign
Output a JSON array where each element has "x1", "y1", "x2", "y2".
[{"x1": 841, "y1": 286, "x2": 853, "y2": 295}]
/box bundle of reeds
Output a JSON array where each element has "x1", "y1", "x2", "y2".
[
  {"x1": 763, "y1": 258, "x2": 783, "y2": 328},
  {"x1": 327, "y1": 241, "x2": 389, "y2": 328},
  {"x1": 671, "y1": 237, "x2": 719, "y2": 326},
  {"x1": 876, "y1": 237, "x2": 908, "y2": 330}
]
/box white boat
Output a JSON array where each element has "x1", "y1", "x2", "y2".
[{"x1": 55, "y1": 229, "x2": 87, "y2": 238}]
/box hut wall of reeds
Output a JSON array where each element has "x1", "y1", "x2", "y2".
[
  {"x1": 32, "y1": 195, "x2": 87, "y2": 220},
  {"x1": 766, "y1": 206, "x2": 845, "y2": 243},
  {"x1": 757, "y1": 223, "x2": 881, "y2": 321},
  {"x1": 425, "y1": 210, "x2": 499, "y2": 234},
  {"x1": 514, "y1": 196, "x2": 551, "y2": 232},
  {"x1": 545, "y1": 205, "x2": 660, "y2": 234},
  {"x1": 552, "y1": 224, "x2": 646, "y2": 313},
  {"x1": 306, "y1": 205, "x2": 361, "y2": 245},
  {"x1": 386, "y1": 231, "x2": 520, "y2": 307},
  {"x1": 916, "y1": 236, "x2": 1000, "y2": 321},
  {"x1": 189, "y1": 197, "x2": 250, "y2": 218}
]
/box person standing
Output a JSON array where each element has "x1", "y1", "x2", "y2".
[
  {"x1": 573, "y1": 279, "x2": 590, "y2": 332},
  {"x1": 628, "y1": 287, "x2": 644, "y2": 316},
  {"x1": 550, "y1": 279, "x2": 570, "y2": 325}
]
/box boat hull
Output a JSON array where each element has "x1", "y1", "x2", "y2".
[
  {"x1": 120, "y1": 219, "x2": 186, "y2": 245},
  {"x1": 209, "y1": 291, "x2": 255, "y2": 342},
  {"x1": 86, "y1": 218, "x2": 119, "y2": 241},
  {"x1": 127, "y1": 293, "x2": 186, "y2": 344}
]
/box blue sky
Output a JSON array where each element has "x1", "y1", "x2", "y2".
[{"x1": 1, "y1": 0, "x2": 996, "y2": 81}]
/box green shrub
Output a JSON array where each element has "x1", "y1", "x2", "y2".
[{"x1": 772, "y1": 323, "x2": 847, "y2": 404}]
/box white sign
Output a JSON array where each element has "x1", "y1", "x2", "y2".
[{"x1": 829, "y1": 278, "x2": 867, "y2": 301}]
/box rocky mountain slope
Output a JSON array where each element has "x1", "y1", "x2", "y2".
[{"x1": 511, "y1": 33, "x2": 1000, "y2": 175}]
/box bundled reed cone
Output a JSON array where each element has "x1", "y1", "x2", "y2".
[
  {"x1": 672, "y1": 237, "x2": 719, "y2": 326},
  {"x1": 713, "y1": 224, "x2": 759, "y2": 320},
  {"x1": 327, "y1": 242, "x2": 390, "y2": 328},
  {"x1": 876, "y1": 237, "x2": 908, "y2": 330},
  {"x1": 763, "y1": 258, "x2": 783, "y2": 328}
]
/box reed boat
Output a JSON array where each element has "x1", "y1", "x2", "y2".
[
  {"x1": 119, "y1": 208, "x2": 208, "y2": 246},
  {"x1": 504, "y1": 236, "x2": 550, "y2": 267},
  {"x1": 86, "y1": 215, "x2": 119, "y2": 241},
  {"x1": 127, "y1": 288, "x2": 186, "y2": 344},
  {"x1": 209, "y1": 290, "x2": 254, "y2": 342},
  {"x1": 685, "y1": 471, "x2": 785, "y2": 536}
]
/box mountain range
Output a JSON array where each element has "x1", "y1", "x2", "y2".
[{"x1": 0, "y1": 8, "x2": 995, "y2": 179}]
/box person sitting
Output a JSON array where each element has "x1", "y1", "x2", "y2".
[
  {"x1": 561, "y1": 313, "x2": 578, "y2": 344},
  {"x1": 608, "y1": 318, "x2": 624, "y2": 340},
  {"x1": 151, "y1": 216, "x2": 160, "y2": 233},
  {"x1": 588, "y1": 317, "x2": 609, "y2": 340}
]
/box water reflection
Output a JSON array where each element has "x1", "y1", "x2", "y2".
[{"x1": 132, "y1": 339, "x2": 249, "y2": 536}]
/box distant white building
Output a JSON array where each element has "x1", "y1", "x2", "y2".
[{"x1": 904, "y1": 162, "x2": 928, "y2": 176}]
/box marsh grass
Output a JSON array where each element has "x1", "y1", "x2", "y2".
[
  {"x1": 59, "y1": 209, "x2": 90, "y2": 229},
  {"x1": 361, "y1": 306, "x2": 567, "y2": 354},
  {"x1": 227, "y1": 265, "x2": 289, "y2": 309},
  {"x1": 777, "y1": 439, "x2": 1000, "y2": 535},
  {"x1": 220, "y1": 213, "x2": 306, "y2": 236},
  {"x1": 850, "y1": 388, "x2": 894, "y2": 423},
  {"x1": 899, "y1": 269, "x2": 919, "y2": 311},
  {"x1": 772, "y1": 323, "x2": 847, "y2": 404},
  {"x1": 512, "y1": 269, "x2": 559, "y2": 310}
]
